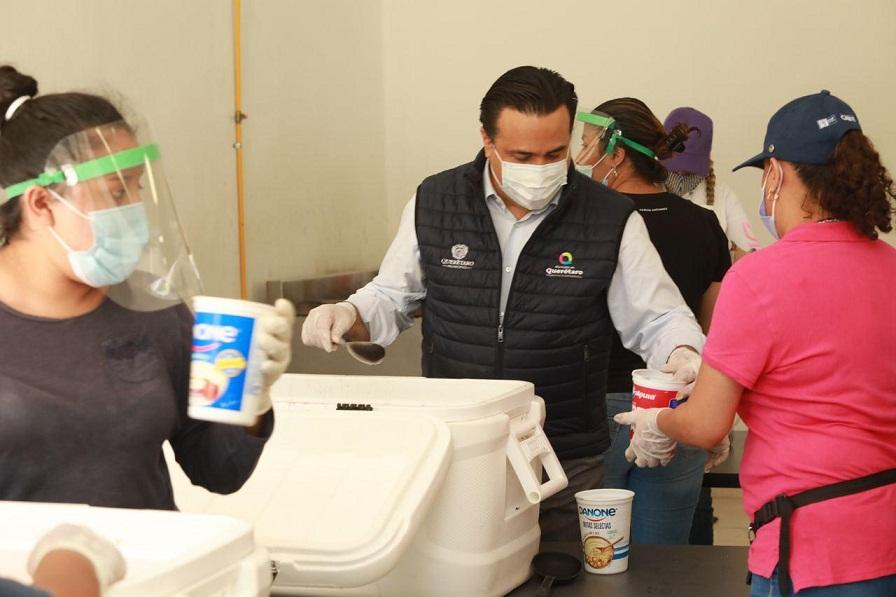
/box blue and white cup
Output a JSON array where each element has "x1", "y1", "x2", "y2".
[
  {"x1": 574, "y1": 489, "x2": 635, "y2": 574},
  {"x1": 188, "y1": 296, "x2": 275, "y2": 426}
]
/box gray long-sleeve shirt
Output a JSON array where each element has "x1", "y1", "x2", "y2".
[{"x1": 0, "y1": 299, "x2": 272, "y2": 509}]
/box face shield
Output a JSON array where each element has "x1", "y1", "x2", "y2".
[
  {"x1": 572, "y1": 111, "x2": 616, "y2": 177},
  {"x1": 572, "y1": 110, "x2": 658, "y2": 180},
  {"x1": 0, "y1": 120, "x2": 202, "y2": 311}
]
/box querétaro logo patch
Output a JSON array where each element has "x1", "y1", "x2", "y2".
[
  {"x1": 546, "y1": 251, "x2": 584, "y2": 278},
  {"x1": 441, "y1": 243, "x2": 475, "y2": 270}
]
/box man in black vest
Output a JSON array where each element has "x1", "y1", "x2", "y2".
[{"x1": 302, "y1": 66, "x2": 704, "y2": 541}]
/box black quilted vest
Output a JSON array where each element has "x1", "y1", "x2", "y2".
[{"x1": 415, "y1": 151, "x2": 634, "y2": 459}]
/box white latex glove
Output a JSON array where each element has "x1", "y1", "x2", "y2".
[
  {"x1": 704, "y1": 435, "x2": 731, "y2": 472},
  {"x1": 301, "y1": 301, "x2": 358, "y2": 353},
  {"x1": 28, "y1": 524, "x2": 126, "y2": 593},
  {"x1": 255, "y1": 298, "x2": 296, "y2": 415},
  {"x1": 661, "y1": 346, "x2": 702, "y2": 393},
  {"x1": 613, "y1": 407, "x2": 677, "y2": 468}
]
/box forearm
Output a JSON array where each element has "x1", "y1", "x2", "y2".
[
  {"x1": 32, "y1": 551, "x2": 100, "y2": 597},
  {"x1": 698, "y1": 282, "x2": 722, "y2": 334},
  {"x1": 342, "y1": 305, "x2": 371, "y2": 342},
  {"x1": 656, "y1": 363, "x2": 742, "y2": 448},
  {"x1": 172, "y1": 412, "x2": 272, "y2": 494}
]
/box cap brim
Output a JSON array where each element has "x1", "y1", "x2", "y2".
[{"x1": 732, "y1": 151, "x2": 770, "y2": 172}]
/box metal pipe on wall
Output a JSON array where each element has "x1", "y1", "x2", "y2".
[{"x1": 232, "y1": 0, "x2": 248, "y2": 299}]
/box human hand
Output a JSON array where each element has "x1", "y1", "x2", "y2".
[
  {"x1": 28, "y1": 524, "x2": 126, "y2": 593},
  {"x1": 613, "y1": 407, "x2": 676, "y2": 468},
  {"x1": 300, "y1": 301, "x2": 358, "y2": 353},
  {"x1": 704, "y1": 435, "x2": 731, "y2": 472},
  {"x1": 661, "y1": 346, "x2": 702, "y2": 393},
  {"x1": 255, "y1": 298, "x2": 296, "y2": 415}
]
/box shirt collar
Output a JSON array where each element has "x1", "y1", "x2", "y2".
[
  {"x1": 482, "y1": 160, "x2": 562, "y2": 215},
  {"x1": 782, "y1": 221, "x2": 869, "y2": 243}
]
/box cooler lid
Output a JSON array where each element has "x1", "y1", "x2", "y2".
[
  {"x1": 271, "y1": 373, "x2": 535, "y2": 422},
  {"x1": 0, "y1": 501, "x2": 261, "y2": 596},
  {"x1": 193, "y1": 409, "x2": 452, "y2": 589}
]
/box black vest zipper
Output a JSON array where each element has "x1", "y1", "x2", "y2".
[
  {"x1": 493, "y1": 190, "x2": 572, "y2": 378},
  {"x1": 496, "y1": 312, "x2": 505, "y2": 377}
]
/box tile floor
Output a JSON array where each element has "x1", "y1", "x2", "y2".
[{"x1": 712, "y1": 488, "x2": 750, "y2": 546}]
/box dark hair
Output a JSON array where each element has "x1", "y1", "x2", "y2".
[
  {"x1": 479, "y1": 66, "x2": 577, "y2": 139},
  {"x1": 793, "y1": 130, "x2": 895, "y2": 239},
  {"x1": 706, "y1": 159, "x2": 716, "y2": 206},
  {"x1": 593, "y1": 97, "x2": 690, "y2": 184},
  {"x1": 0, "y1": 65, "x2": 123, "y2": 242}
]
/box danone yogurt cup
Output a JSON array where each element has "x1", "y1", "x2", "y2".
[
  {"x1": 188, "y1": 296, "x2": 276, "y2": 426},
  {"x1": 575, "y1": 489, "x2": 634, "y2": 574},
  {"x1": 630, "y1": 368, "x2": 687, "y2": 438}
]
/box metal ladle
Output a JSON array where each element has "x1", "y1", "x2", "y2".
[{"x1": 343, "y1": 341, "x2": 386, "y2": 366}]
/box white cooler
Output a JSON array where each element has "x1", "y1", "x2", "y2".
[
  {"x1": 168, "y1": 374, "x2": 568, "y2": 596},
  {"x1": 0, "y1": 501, "x2": 272, "y2": 596}
]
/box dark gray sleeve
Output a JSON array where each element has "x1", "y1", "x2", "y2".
[
  {"x1": 166, "y1": 305, "x2": 274, "y2": 495},
  {"x1": 0, "y1": 579, "x2": 52, "y2": 597}
]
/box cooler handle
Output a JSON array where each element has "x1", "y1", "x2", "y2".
[{"x1": 506, "y1": 397, "x2": 568, "y2": 504}]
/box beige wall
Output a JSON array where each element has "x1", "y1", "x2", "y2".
[
  {"x1": 0, "y1": 0, "x2": 241, "y2": 296},
  {"x1": 241, "y1": 0, "x2": 387, "y2": 299},
  {"x1": 382, "y1": 0, "x2": 896, "y2": 246},
  {"x1": 0, "y1": 1, "x2": 388, "y2": 301},
  {"x1": 2, "y1": 0, "x2": 894, "y2": 301}
]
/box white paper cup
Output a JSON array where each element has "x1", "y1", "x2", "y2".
[
  {"x1": 575, "y1": 489, "x2": 634, "y2": 574},
  {"x1": 188, "y1": 296, "x2": 275, "y2": 426},
  {"x1": 630, "y1": 369, "x2": 687, "y2": 438}
]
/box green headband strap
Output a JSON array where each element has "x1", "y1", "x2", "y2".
[
  {"x1": 605, "y1": 130, "x2": 656, "y2": 159},
  {"x1": 616, "y1": 135, "x2": 656, "y2": 159},
  {"x1": 576, "y1": 111, "x2": 615, "y2": 129},
  {"x1": 577, "y1": 111, "x2": 656, "y2": 159},
  {"x1": 3, "y1": 143, "x2": 160, "y2": 200}
]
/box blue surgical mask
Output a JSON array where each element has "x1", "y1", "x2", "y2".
[
  {"x1": 48, "y1": 190, "x2": 150, "y2": 287},
  {"x1": 575, "y1": 153, "x2": 609, "y2": 182},
  {"x1": 758, "y1": 164, "x2": 782, "y2": 240}
]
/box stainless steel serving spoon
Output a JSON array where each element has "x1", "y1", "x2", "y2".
[{"x1": 343, "y1": 341, "x2": 386, "y2": 365}]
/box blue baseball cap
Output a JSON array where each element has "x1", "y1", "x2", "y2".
[{"x1": 733, "y1": 90, "x2": 861, "y2": 171}]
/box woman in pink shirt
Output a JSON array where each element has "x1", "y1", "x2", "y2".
[{"x1": 617, "y1": 90, "x2": 896, "y2": 596}]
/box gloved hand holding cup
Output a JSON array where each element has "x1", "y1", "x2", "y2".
[
  {"x1": 613, "y1": 407, "x2": 676, "y2": 468},
  {"x1": 188, "y1": 296, "x2": 295, "y2": 426}
]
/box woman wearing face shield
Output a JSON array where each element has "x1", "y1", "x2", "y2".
[
  {"x1": 572, "y1": 97, "x2": 732, "y2": 545},
  {"x1": 0, "y1": 65, "x2": 293, "y2": 511},
  {"x1": 616, "y1": 91, "x2": 896, "y2": 596}
]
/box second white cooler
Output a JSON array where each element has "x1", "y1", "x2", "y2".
[{"x1": 168, "y1": 373, "x2": 568, "y2": 596}]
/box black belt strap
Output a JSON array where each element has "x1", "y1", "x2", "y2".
[{"x1": 750, "y1": 468, "x2": 896, "y2": 596}]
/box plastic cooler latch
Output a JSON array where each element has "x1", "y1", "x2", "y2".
[{"x1": 506, "y1": 397, "x2": 568, "y2": 504}]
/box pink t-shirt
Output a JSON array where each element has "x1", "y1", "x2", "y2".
[{"x1": 703, "y1": 222, "x2": 896, "y2": 592}]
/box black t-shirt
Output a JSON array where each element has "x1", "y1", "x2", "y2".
[
  {"x1": 606, "y1": 192, "x2": 731, "y2": 392},
  {"x1": 0, "y1": 299, "x2": 273, "y2": 509}
]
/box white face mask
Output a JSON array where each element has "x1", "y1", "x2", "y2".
[
  {"x1": 491, "y1": 147, "x2": 568, "y2": 210},
  {"x1": 576, "y1": 153, "x2": 611, "y2": 183},
  {"x1": 758, "y1": 163, "x2": 782, "y2": 240}
]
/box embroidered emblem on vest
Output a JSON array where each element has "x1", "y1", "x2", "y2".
[
  {"x1": 545, "y1": 251, "x2": 584, "y2": 278},
  {"x1": 441, "y1": 243, "x2": 475, "y2": 269}
]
